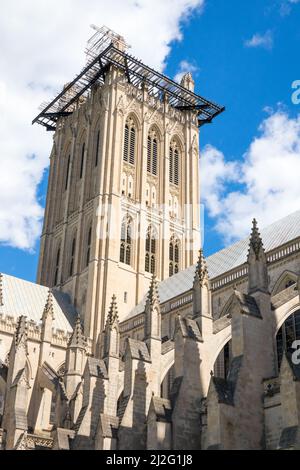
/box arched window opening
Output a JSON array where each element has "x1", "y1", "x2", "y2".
[
  {"x1": 54, "y1": 246, "x2": 61, "y2": 285},
  {"x1": 95, "y1": 130, "x2": 100, "y2": 167},
  {"x1": 169, "y1": 140, "x2": 180, "y2": 186},
  {"x1": 79, "y1": 143, "x2": 85, "y2": 179},
  {"x1": 276, "y1": 309, "x2": 300, "y2": 369},
  {"x1": 86, "y1": 226, "x2": 92, "y2": 268},
  {"x1": 169, "y1": 236, "x2": 180, "y2": 277},
  {"x1": 214, "y1": 341, "x2": 232, "y2": 379},
  {"x1": 147, "y1": 130, "x2": 158, "y2": 176},
  {"x1": 123, "y1": 118, "x2": 136, "y2": 165},
  {"x1": 69, "y1": 236, "x2": 76, "y2": 277},
  {"x1": 145, "y1": 226, "x2": 157, "y2": 274},
  {"x1": 120, "y1": 217, "x2": 133, "y2": 266},
  {"x1": 65, "y1": 154, "x2": 71, "y2": 191},
  {"x1": 147, "y1": 136, "x2": 152, "y2": 173}
]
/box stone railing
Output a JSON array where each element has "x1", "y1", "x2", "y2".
[
  {"x1": 26, "y1": 434, "x2": 53, "y2": 450},
  {"x1": 211, "y1": 237, "x2": 300, "y2": 292}
]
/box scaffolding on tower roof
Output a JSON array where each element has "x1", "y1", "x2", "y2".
[{"x1": 32, "y1": 26, "x2": 225, "y2": 131}]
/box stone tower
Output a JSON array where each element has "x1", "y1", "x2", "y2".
[{"x1": 35, "y1": 26, "x2": 224, "y2": 350}]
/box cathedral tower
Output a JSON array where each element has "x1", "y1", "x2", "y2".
[{"x1": 34, "y1": 26, "x2": 224, "y2": 347}]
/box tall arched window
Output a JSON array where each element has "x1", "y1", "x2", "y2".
[
  {"x1": 123, "y1": 118, "x2": 136, "y2": 165},
  {"x1": 145, "y1": 226, "x2": 157, "y2": 274},
  {"x1": 54, "y1": 246, "x2": 61, "y2": 285},
  {"x1": 65, "y1": 154, "x2": 71, "y2": 191},
  {"x1": 120, "y1": 216, "x2": 133, "y2": 266},
  {"x1": 147, "y1": 129, "x2": 158, "y2": 176},
  {"x1": 85, "y1": 226, "x2": 92, "y2": 268},
  {"x1": 69, "y1": 236, "x2": 76, "y2": 277},
  {"x1": 79, "y1": 143, "x2": 85, "y2": 179},
  {"x1": 169, "y1": 236, "x2": 180, "y2": 277},
  {"x1": 276, "y1": 309, "x2": 300, "y2": 369},
  {"x1": 95, "y1": 130, "x2": 100, "y2": 167},
  {"x1": 169, "y1": 140, "x2": 180, "y2": 186}
]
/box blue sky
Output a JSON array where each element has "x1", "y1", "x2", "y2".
[{"x1": 1, "y1": 0, "x2": 300, "y2": 282}]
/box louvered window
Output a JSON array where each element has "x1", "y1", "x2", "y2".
[
  {"x1": 79, "y1": 143, "x2": 85, "y2": 179},
  {"x1": 145, "y1": 226, "x2": 157, "y2": 274},
  {"x1": 169, "y1": 140, "x2": 180, "y2": 186},
  {"x1": 169, "y1": 236, "x2": 180, "y2": 277},
  {"x1": 123, "y1": 119, "x2": 136, "y2": 165},
  {"x1": 147, "y1": 130, "x2": 158, "y2": 176},
  {"x1": 86, "y1": 226, "x2": 92, "y2": 268},
  {"x1": 69, "y1": 236, "x2": 76, "y2": 277},
  {"x1": 120, "y1": 216, "x2": 133, "y2": 266},
  {"x1": 54, "y1": 246, "x2": 61, "y2": 285},
  {"x1": 123, "y1": 124, "x2": 129, "y2": 162},
  {"x1": 65, "y1": 155, "x2": 71, "y2": 191},
  {"x1": 95, "y1": 130, "x2": 100, "y2": 167}
]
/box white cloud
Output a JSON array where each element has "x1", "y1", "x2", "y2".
[
  {"x1": 244, "y1": 30, "x2": 273, "y2": 50},
  {"x1": 0, "y1": 0, "x2": 204, "y2": 250},
  {"x1": 201, "y1": 111, "x2": 300, "y2": 244},
  {"x1": 174, "y1": 59, "x2": 199, "y2": 83}
]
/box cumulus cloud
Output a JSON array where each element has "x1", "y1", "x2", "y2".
[
  {"x1": 0, "y1": 0, "x2": 204, "y2": 250},
  {"x1": 244, "y1": 30, "x2": 273, "y2": 50},
  {"x1": 201, "y1": 111, "x2": 300, "y2": 244},
  {"x1": 280, "y1": 0, "x2": 300, "y2": 16}
]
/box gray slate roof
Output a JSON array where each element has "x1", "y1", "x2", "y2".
[
  {"x1": 125, "y1": 210, "x2": 300, "y2": 321},
  {"x1": 0, "y1": 273, "x2": 77, "y2": 333}
]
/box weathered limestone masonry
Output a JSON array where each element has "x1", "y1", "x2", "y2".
[
  {"x1": 1, "y1": 28, "x2": 300, "y2": 450},
  {"x1": 1, "y1": 218, "x2": 300, "y2": 450}
]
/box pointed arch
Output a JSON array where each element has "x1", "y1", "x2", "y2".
[
  {"x1": 79, "y1": 142, "x2": 85, "y2": 179},
  {"x1": 145, "y1": 225, "x2": 158, "y2": 274},
  {"x1": 169, "y1": 137, "x2": 182, "y2": 186},
  {"x1": 123, "y1": 115, "x2": 138, "y2": 165},
  {"x1": 69, "y1": 232, "x2": 77, "y2": 278},
  {"x1": 53, "y1": 241, "x2": 61, "y2": 286},
  {"x1": 276, "y1": 308, "x2": 300, "y2": 370},
  {"x1": 147, "y1": 126, "x2": 160, "y2": 176},
  {"x1": 169, "y1": 235, "x2": 180, "y2": 277},
  {"x1": 85, "y1": 224, "x2": 93, "y2": 268},
  {"x1": 272, "y1": 270, "x2": 298, "y2": 296},
  {"x1": 63, "y1": 153, "x2": 71, "y2": 191},
  {"x1": 120, "y1": 216, "x2": 133, "y2": 266},
  {"x1": 94, "y1": 128, "x2": 101, "y2": 167}
]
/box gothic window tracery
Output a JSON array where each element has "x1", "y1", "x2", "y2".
[
  {"x1": 95, "y1": 130, "x2": 100, "y2": 167},
  {"x1": 169, "y1": 139, "x2": 180, "y2": 186},
  {"x1": 120, "y1": 216, "x2": 133, "y2": 266},
  {"x1": 54, "y1": 245, "x2": 61, "y2": 285},
  {"x1": 147, "y1": 129, "x2": 158, "y2": 176},
  {"x1": 65, "y1": 154, "x2": 71, "y2": 191},
  {"x1": 145, "y1": 226, "x2": 157, "y2": 274},
  {"x1": 169, "y1": 236, "x2": 180, "y2": 276},
  {"x1": 85, "y1": 226, "x2": 92, "y2": 268},
  {"x1": 79, "y1": 143, "x2": 85, "y2": 179},
  {"x1": 69, "y1": 236, "x2": 77, "y2": 277},
  {"x1": 276, "y1": 309, "x2": 300, "y2": 369},
  {"x1": 123, "y1": 118, "x2": 136, "y2": 165}
]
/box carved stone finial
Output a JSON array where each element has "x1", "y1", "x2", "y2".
[
  {"x1": 106, "y1": 295, "x2": 119, "y2": 329},
  {"x1": 68, "y1": 315, "x2": 86, "y2": 349},
  {"x1": 42, "y1": 289, "x2": 55, "y2": 321},
  {"x1": 180, "y1": 72, "x2": 195, "y2": 92},
  {"x1": 194, "y1": 250, "x2": 209, "y2": 286},
  {"x1": 147, "y1": 275, "x2": 160, "y2": 306},
  {"x1": 248, "y1": 219, "x2": 264, "y2": 259},
  {"x1": 14, "y1": 316, "x2": 28, "y2": 352}
]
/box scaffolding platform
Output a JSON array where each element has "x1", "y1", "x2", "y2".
[{"x1": 33, "y1": 26, "x2": 225, "y2": 131}]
